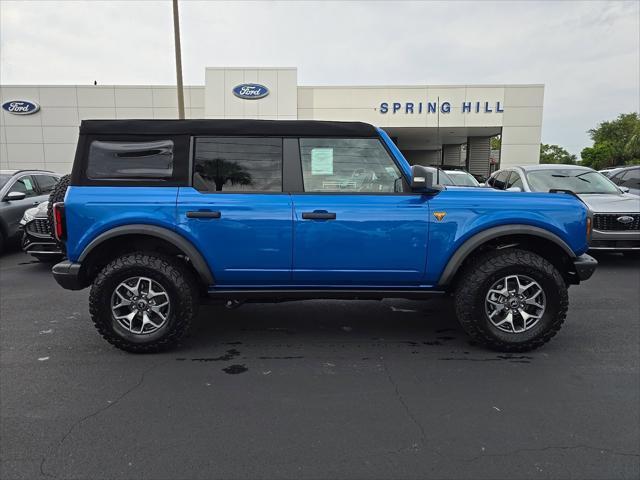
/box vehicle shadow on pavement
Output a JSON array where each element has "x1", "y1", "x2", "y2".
[{"x1": 177, "y1": 296, "x2": 538, "y2": 370}]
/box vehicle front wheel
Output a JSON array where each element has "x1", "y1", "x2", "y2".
[
  {"x1": 454, "y1": 248, "x2": 568, "y2": 352},
  {"x1": 89, "y1": 252, "x2": 199, "y2": 353}
]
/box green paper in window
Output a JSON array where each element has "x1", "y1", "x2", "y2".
[
  {"x1": 23, "y1": 178, "x2": 33, "y2": 191},
  {"x1": 311, "y1": 148, "x2": 333, "y2": 175}
]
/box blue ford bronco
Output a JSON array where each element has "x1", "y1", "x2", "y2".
[{"x1": 51, "y1": 119, "x2": 597, "y2": 353}]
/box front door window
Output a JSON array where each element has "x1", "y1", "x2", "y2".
[{"x1": 299, "y1": 138, "x2": 404, "y2": 193}]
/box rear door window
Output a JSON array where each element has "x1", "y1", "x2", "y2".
[
  {"x1": 506, "y1": 172, "x2": 523, "y2": 189},
  {"x1": 193, "y1": 137, "x2": 283, "y2": 192},
  {"x1": 34, "y1": 175, "x2": 59, "y2": 194}
]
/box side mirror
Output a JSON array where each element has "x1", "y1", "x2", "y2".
[
  {"x1": 3, "y1": 191, "x2": 26, "y2": 201},
  {"x1": 619, "y1": 186, "x2": 630, "y2": 193},
  {"x1": 410, "y1": 165, "x2": 435, "y2": 191}
]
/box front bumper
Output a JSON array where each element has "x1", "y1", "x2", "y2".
[
  {"x1": 52, "y1": 261, "x2": 84, "y2": 290},
  {"x1": 589, "y1": 229, "x2": 640, "y2": 251},
  {"x1": 22, "y1": 234, "x2": 64, "y2": 258},
  {"x1": 573, "y1": 253, "x2": 597, "y2": 282}
]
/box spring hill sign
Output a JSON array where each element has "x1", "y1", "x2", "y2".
[{"x1": 379, "y1": 101, "x2": 504, "y2": 114}]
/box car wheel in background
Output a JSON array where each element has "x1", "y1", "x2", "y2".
[
  {"x1": 454, "y1": 248, "x2": 568, "y2": 352},
  {"x1": 89, "y1": 252, "x2": 199, "y2": 353}
]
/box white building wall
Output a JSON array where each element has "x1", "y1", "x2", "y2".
[
  {"x1": 0, "y1": 85, "x2": 206, "y2": 173},
  {"x1": 1, "y1": 73, "x2": 543, "y2": 173},
  {"x1": 204, "y1": 67, "x2": 297, "y2": 119},
  {"x1": 500, "y1": 86, "x2": 545, "y2": 168}
]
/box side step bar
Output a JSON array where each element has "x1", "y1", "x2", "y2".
[{"x1": 205, "y1": 289, "x2": 446, "y2": 302}]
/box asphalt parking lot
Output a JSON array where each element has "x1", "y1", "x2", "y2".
[{"x1": 0, "y1": 248, "x2": 638, "y2": 480}]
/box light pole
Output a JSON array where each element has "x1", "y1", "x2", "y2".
[{"x1": 172, "y1": 0, "x2": 185, "y2": 119}]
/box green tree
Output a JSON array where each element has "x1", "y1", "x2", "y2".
[
  {"x1": 490, "y1": 136, "x2": 501, "y2": 150},
  {"x1": 580, "y1": 142, "x2": 616, "y2": 170},
  {"x1": 540, "y1": 143, "x2": 576, "y2": 164},
  {"x1": 581, "y1": 113, "x2": 640, "y2": 167}
]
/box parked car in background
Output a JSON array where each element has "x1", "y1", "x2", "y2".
[
  {"x1": 599, "y1": 167, "x2": 623, "y2": 178},
  {"x1": 487, "y1": 165, "x2": 640, "y2": 255},
  {"x1": 20, "y1": 201, "x2": 64, "y2": 262},
  {"x1": 607, "y1": 166, "x2": 640, "y2": 197},
  {"x1": 444, "y1": 169, "x2": 481, "y2": 187},
  {"x1": 0, "y1": 170, "x2": 61, "y2": 253},
  {"x1": 415, "y1": 166, "x2": 455, "y2": 186}
]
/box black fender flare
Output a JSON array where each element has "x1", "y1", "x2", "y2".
[
  {"x1": 437, "y1": 224, "x2": 576, "y2": 287},
  {"x1": 78, "y1": 224, "x2": 214, "y2": 285}
]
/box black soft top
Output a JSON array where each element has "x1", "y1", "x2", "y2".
[{"x1": 79, "y1": 119, "x2": 378, "y2": 137}]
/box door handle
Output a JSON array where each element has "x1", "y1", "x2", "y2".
[
  {"x1": 186, "y1": 210, "x2": 221, "y2": 219},
  {"x1": 302, "y1": 211, "x2": 336, "y2": 220},
  {"x1": 32, "y1": 201, "x2": 40, "y2": 206}
]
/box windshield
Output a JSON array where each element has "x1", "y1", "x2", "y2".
[
  {"x1": 525, "y1": 169, "x2": 620, "y2": 194},
  {"x1": 0, "y1": 174, "x2": 12, "y2": 189},
  {"x1": 446, "y1": 171, "x2": 479, "y2": 187}
]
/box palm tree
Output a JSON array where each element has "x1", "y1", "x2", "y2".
[{"x1": 196, "y1": 159, "x2": 253, "y2": 191}]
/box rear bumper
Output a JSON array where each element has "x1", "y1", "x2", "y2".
[
  {"x1": 52, "y1": 261, "x2": 84, "y2": 290},
  {"x1": 573, "y1": 253, "x2": 597, "y2": 281}
]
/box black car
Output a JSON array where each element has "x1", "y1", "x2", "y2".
[
  {"x1": 0, "y1": 169, "x2": 61, "y2": 253},
  {"x1": 20, "y1": 201, "x2": 64, "y2": 262}
]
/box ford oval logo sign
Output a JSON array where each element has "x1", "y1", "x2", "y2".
[
  {"x1": 232, "y1": 84, "x2": 269, "y2": 100},
  {"x1": 616, "y1": 215, "x2": 635, "y2": 224},
  {"x1": 2, "y1": 100, "x2": 40, "y2": 115}
]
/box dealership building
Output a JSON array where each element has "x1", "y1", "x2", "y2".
[{"x1": 0, "y1": 67, "x2": 544, "y2": 176}]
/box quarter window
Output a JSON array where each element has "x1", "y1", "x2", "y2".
[
  {"x1": 193, "y1": 137, "x2": 282, "y2": 192},
  {"x1": 299, "y1": 138, "x2": 404, "y2": 193},
  {"x1": 87, "y1": 140, "x2": 175, "y2": 180}
]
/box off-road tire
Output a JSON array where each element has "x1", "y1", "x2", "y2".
[
  {"x1": 454, "y1": 248, "x2": 568, "y2": 352},
  {"x1": 89, "y1": 252, "x2": 199, "y2": 353},
  {"x1": 47, "y1": 174, "x2": 71, "y2": 247}
]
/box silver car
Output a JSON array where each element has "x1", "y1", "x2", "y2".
[
  {"x1": 0, "y1": 170, "x2": 61, "y2": 253},
  {"x1": 487, "y1": 165, "x2": 640, "y2": 254}
]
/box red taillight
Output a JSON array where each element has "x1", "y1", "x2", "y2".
[{"x1": 53, "y1": 202, "x2": 65, "y2": 241}]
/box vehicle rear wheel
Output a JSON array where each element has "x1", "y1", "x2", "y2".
[
  {"x1": 89, "y1": 252, "x2": 199, "y2": 353},
  {"x1": 454, "y1": 248, "x2": 568, "y2": 352}
]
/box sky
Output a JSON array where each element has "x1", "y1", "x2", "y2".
[{"x1": 1, "y1": 0, "x2": 638, "y2": 156}]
